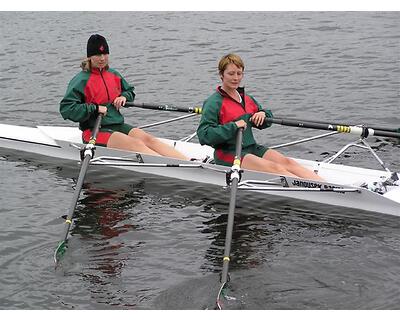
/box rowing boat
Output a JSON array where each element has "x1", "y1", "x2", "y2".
[{"x1": 1, "y1": 122, "x2": 399, "y2": 217}]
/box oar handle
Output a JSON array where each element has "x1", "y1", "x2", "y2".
[
  {"x1": 91, "y1": 113, "x2": 103, "y2": 140},
  {"x1": 125, "y1": 102, "x2": 202, "y2": 114},
  {"x1": 266, "y1": 118, "x2": 400, "y2": 139}
]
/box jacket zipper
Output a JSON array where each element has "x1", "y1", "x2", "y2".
[{"x1": 99, "y1": 69, "x2": 111, "y2": 102}]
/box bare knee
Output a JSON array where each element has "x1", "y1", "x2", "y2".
[
  {"x1": 267, "y1": 161, "x2": 288, "y2": 173},
  {"x1": 130, "y1": 128, "x2": 157, "y2": 145},
  {"x1": 284, "y1": 157, "x2": 298, "y2": 167},
  {"x1": 108, "y1": 132, "x2": 147, "y2": 151}
]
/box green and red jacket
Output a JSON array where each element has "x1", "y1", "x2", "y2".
[
  {"x1": 197, "y1": 86, "x2": 273, "y2": 156},
  {"x1": 60, "y1": 67, "x2": 135, "y2": 130}
]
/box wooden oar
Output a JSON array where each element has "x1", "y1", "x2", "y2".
[
  {"x1": 54, "y1": 114, "x2": 103, "y2": 265},
  {"x1": 265, "y1": 117, "x2": 400, "y2": 139},
  {"x1": 216, "y1": 127, "x2": 244, "y2": 310},
  {"x1": 125, "y1": 102, "x2": 202, "y2": 114}
]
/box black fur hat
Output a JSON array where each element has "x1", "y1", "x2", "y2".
[{"x1": 87, "y1": 34, "x2": 109, "y2": 57}]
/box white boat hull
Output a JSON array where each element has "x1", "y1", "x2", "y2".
[{"x1": 1, "y1": 123, "x2": 399, "y2": 217}]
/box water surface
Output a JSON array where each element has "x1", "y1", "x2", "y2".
[{"x1": 0, "y1": 12, "x2": 399, "y2": 309}]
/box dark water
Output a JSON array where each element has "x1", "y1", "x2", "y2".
[{"x1": 0, "y1": 12, "x2": 399, "y2": 310}]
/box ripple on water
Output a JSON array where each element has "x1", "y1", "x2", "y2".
[{"x1": 0, "y1": 11, "x2": 399, "y2": 310}]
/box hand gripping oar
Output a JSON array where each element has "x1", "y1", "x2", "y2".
[
  {"x1": 54, "y1": 114, "x2": 103, "y2": 265},
  {"x1": 216, "y1": 127, "x2": 244, "y2": 310},
  {"x1": 125, "y1": 102, "x2": 202, "y2": 114},
  {"x1": 265, "y1": 117, "x2": 400, "y2": 139}
]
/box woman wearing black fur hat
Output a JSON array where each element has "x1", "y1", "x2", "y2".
[{"x1": 60, "y1": 34, "x2": 189, "y2": 160}]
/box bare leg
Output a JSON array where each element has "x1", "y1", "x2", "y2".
[
  {"x1": 129, "y1": 128, "x2": 189, "y2": 160},
  {"x1": 264, "y1": 149, "x2": 324, "y2": 181},
  {"x1": 107, "y1": 131, "x2": 160, "y2": 155},
  {"x1": 242, "y1": 153, "x2": 297, "y2": 177}
]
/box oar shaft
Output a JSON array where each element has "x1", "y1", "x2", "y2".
[
  {"x1": 61, "y1": 114, "x2": 103, "y2": 242},
  {"x1": 220, "y1": 128, "x2": 243, "y2": 284},
  {"x1": 266, "y1": 118, "x2": 400, "y2": 139},
  {"x1": 125, "y1": 102, "x2": 202, "y2": 114},
  {"x1": 221, "y1": 176, "x2": 239, "y2": 283},
  {"x1": 373, "y1": 129, "x2": 400, "y2": 138},
  {"x1": 126, "y1": 102, "x2": 398, "y2": 135},
  {"x1": 288, "y1": 119, "x2": 400, "y2": 132},
  {"x1": 61, "y1": 155, "x2": 91, "y2": 241},
  {"x1": 284, "y1": 117, "x2": 400, "y2": 133}
]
